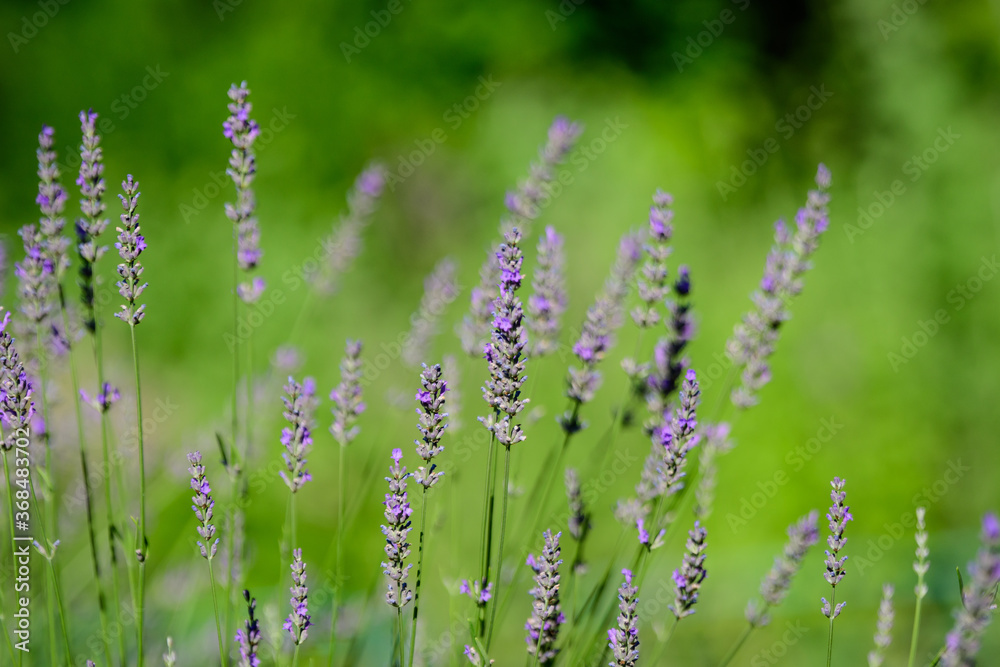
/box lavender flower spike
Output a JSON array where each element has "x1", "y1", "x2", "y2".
[
  {"x1": 75, "y1": 109, "x2": 109, "y2": 333},
  {"x1": 565, "y1": 468, "x2": 590, "y2": 542},
  {"x1": 224, "y1": 82, "x2": 264, "y2": 304},
  {"x1": 381, "y1": 448, "x2": 413, "y2": 608},
  {"x1": 525, "y1": 530, "x2": 564, "y2": 665},
  {"x1": 0, "y1": 313, "x2": 35, "y2": 449},
  {"x1": 37, "y1": 126, "x2": 70, "y2": 284},
  {"x1": 746, "y1": 510, "x2": 820, "y2": 627},
  {"x1": 284, "y1": 548, "x2": 312, "y2": 645},
  {"x1": 186, "y1": 451, "x2": 219, "y2": 559},
  {"x1": 16, "y1": 224, "x2": 53, "y2": 336},
  {"x1": 867, "y1": 584, "x2": 894, "y2": 667},
  {"x1": 913, "y1": 507, "x2": 929, "y2": 599},
  {"x1": 115, "y1": 175, "x2": 147, "y2": 326},
  {"x1": 608, "y1": 568, "x2": 639, "y2": 667},
  {"x1": 631, "y1": 190, "x2": 674, "y2": 328},
  {"x1": 402, "y1": 258, "x2": 459, "y2": 368},
  {"x1": 527, "y1": 226, "x2": 567, "y2": 357},
  {"x1": 235, "y1": 589, "x2": 262, "y2": 667},
  {"x1": 940, "y1": 513, "x2": 1000, "y2": 667},
  {"x1": 728, "y1": 164, "x2": 831, "y2": 408},
  {"x1": 330, "y1": 340, "x2": 365, "y2": 446},
  {"x1": 280, "y1": 376, "x2": 316, "y2": 493},
  {"x1": 413, "y1": 363, "x2": 448, "y2": 489},
  {"x1": 821, "y1": 476, "x2": 852, "y2": 620},
  {"x1": 669, "y1": 521, "x2": 707, "y2": 619}
]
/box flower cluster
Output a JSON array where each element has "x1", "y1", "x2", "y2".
[
  {"x1": 284, "y1": 548, "x2": 312, "y2": 645},
  {"x1": 114, "y1": 175, "x2": 147, "y2": 326},
  {"x1": 80, "y1": 381, "x2": 121, "y2": 414},
  {"x1": 941, "y1": 513, "x2": 1000, "y2": 666},
  {"x1": 867, "y1": 584, "x2": 894, "y2": 667},
  {"x1": 565, "y1": 467, "x2": 590, "y2": 542},
  {"x1": 235, "y1": 589, "x2": 262, "y2": 667},
  {"x1": 527, "y1": 226, "x2": 567, "y2": 357},
  {"x1": 381, "y1": 449, "x2": 413, "y2": 608},
  {"x1": 525, "y1": 530, "x2": 564, "y2": 665},
  {"x1": 223, "y1": 82, "x2": 264, "y2": 304},
  {"x1": 0, "y1": 313, "x2": 35, "y2": 449},
  {"x1": 746, "y1": 511, "x2": 820, "y2": 627},
  {"x1": 459, "y1": 579, "x2": 493, "y2": 605},
  {"x1": 279, "y1": 376, "x2": 316, "y2": 493},
  {"x1": 186, "y1": 451, "x2": 218, "y2": 560},
  {"x1": 913, "y1": 506, "x2": 929, "y2": 599},
  {"x1": 37, "y1": 126, "x2": 70, "y2": 283},
  {"x1": 631, "y1": 190, "x2": 674, "y2": 328},
  {"x1": 16, "y1": 224, "x2": 53, "y2": 333},
  {"x1": 402, "y1": 258, "x2": 459, "y2": 368},
  {"x1": 75, "y1": 109, "x2": 109, "y2": 333},
  {"x1": 822, "y1": 476, "x2": 852, "y2": 619},
  {"x1": 413, "y1": 363, "x2": 448, "y2": 490},
  {"x1": 670, "y1": 521, "x2": 708, "y2": 620},
  {"x1": 330, "y1": 340, "x2": 366, "y2": 446},
  {"x1": 643, "y1": 265, "x2": 693, "y2": 427},
  {"x1": 607, "y1": 568, "x2": 639, "y2": 667}
]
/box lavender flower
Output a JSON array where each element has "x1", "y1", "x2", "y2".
[
  {"x1": 463, "y1": 644, "x2": 493, "y2": 666},
  {"x1": 565, "y1": 468, "x2": 590, "y2": 541},
  {"x1": 37, "y1": 126, "x2": 70, "y2": 284},
  {"x1": 728, "y1": 164, "x2": 831, "y2": 408},
  {"x1": 693, "y1": 422, "x2": 734, "y2": 520},
  {"x1": 163, "y1": 637, "x2": 176, "y2": 667},
  {"x1": 284, "y1": 548, "x2": 312, "y2": 645},
  {"x1": 670, "y1": 521, "x2": 707, "y2": 619},
  {"x1": 280, "y1": 376, "x2": 316, "y2": 493},
  {"x1": 631, "y1": 191, "x2": 674, "y2": 328},
  {"x1": 607, "y1": 568, "x2": 639, "y2": 667},
  {"x1": 310, "y1": 163, "x2": 386, "y2": 294},
  {"x1": 459, "y1": 118, "x2": 581, "y2": 355},
  {"x1": 459, "y1": 579, "x2": 493, "y2": 605},
  {"x1": 75, "y1": 110, "x2": 108, "y2": 333},
  {"x1": 635, "y1": 518, "x2": 663, "y2": 550},
  {"x1": 867, "y1": 584, "x2": 894, "y2": 667},
  {"x1": 480, "y1": 228, "x2": 528, "y2": 449},
  {"x1": 0, "y1": 313, "x2": 35, "y2": 449},
  {"x1": 186, "y1": 451, "x2": 219, "y2": 559},
  {"x1": 525, "y1": 530, "x2": 563, "y2": 665},
  {"x1": 940, "y1": 513, "x2": 1000, "y2": 667},
  {"x1": 114, "y1": 175, "x2": 147, "y2": 326},
  {"x1": 412, "y1": 363, "x2": 448, "y2": 489},
  {"x1": 643, "y1": 266, "x2": 694, "y2": 428},
  {"x1": 560, "y1": 230, "x2": 643, "y2": 433},
  {"x1": 913, "y1": 507, "x2": 929, "y2": 599},
  {"x1": 223, "y1": 82, "x2": 264, "y2": 304},
  {"x1": 235, "y1": 589, "x2": 262, "y2": 667},
  {"x1": 381, "y1": 448, "x2": 413, "y2": 608},
  {"x1": 746, "y1": 511, "x2": 820, "y2": 627},
  {"x1": 402, "y1": 258, "x2": 459, "y2": 368},
  {"x1": 527, "y1": 226, "x2": 567, "y2": 357},
  {"x1": 79, "y1": 381, "x2": 121, "y2": 414},
  {"x1": 16, "y1": 224, "x2": 53, "y2": 336},
  {"x1": 330, "y1": 340, "x2": 365, "y2": 446},
  {"x1": 821, "y1": 477, "x2": 852, "y2": 620}
]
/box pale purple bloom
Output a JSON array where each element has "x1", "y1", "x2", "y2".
[
  {"x1": 0, "y1": 313, "x2": 35, "y2": 449},
  {"x1": 565, "y1": 468, "x2": 590, "y2": 542},
  {"x1": 37, "y1": 126, "x2": 70, "y2": 283},
  {"x1": 186, "y1": 451, "x2": 218, "y2": 560},
  {"x1": 669, "y1": 521, "x2": 707, "y2": 619},
  {"x1": 224, "y1": 82, "x2": 265, "y2": 304},
  {"x1": 235, "y1": 589, "x2": 261, "y2": 667},
  {"x1": 463, "y1": 644, "x2": 490, "y2": 666},
  {"x1": 79, "y1": 381, "x2": 121, "y2": 414},
  {"x1": 913, "y1": 507, "x2": 929, "y2": 599},
  {"x1": 459, "y1": 579, "x2": 493, "y2": 605},
  {"x1": 607, "y1": 568, "x2": 639, "y2": 667},
  {"x1": 631, "y1": 190, "x2": 674, "y2": 328},
  {"x1": 746, "y1": 511, "x2": 820, "y2": 627},
  {"x1": 330, "y1": 340, "x2": 365, "y2": 446},
  {"x1": 284, "y1": 548, "x2": 312, "y2": 645},
  {"x1": 822, "y1": 476, "x2": 852, "y2": 619},
  {"x1": 527, "y1": 226, "x2": 567, "y2": 357},
  {"x1": 114, "y1": 175, "x2": 147, "y2": 326},
  {"x1": 402, "y1": 258, "x2": 459, "y2": 368},
  {"x1": 940, "y1": 513, "x2": 1000, "y2": 666},
  {"x1": 75, "y1": 109, "x2": 109, "y2": 333},
  {"x1": 280, "y1": 376, "x2": 316, "y2": 493},
  {"x1": 693, "y1": 421, "x2": 734, "y2": 520},
  {"x1": 525, "y1": 530, "x2": 563, "y2": 665},
  {"x1": 635, "y1": 518, "x2": 663, "y2": 550},
  {"x1": 16, "y1": 224, "x2": 53, "y2": 333},
  {"x1": 412, "y1": 364, "x2": 448, "y2": 489},
  {"x1": 381, "y1": 448, "x2": 413, "y2": 608},
  {"x1": 867, "y1": 584, "x2": 894, "y2": 667},
  {"x1": 643, "y1": 265, "x2": 694, "y2": 428}
]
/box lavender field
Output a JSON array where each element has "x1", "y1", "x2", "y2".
[{"x1": 0, "y1": 1, "x2": 999, "y2": 666}]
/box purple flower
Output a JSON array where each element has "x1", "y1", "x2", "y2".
[
  {"x1": 330, "y1": 340, "x2": 365, "y2": 446},
  {"x1": 279, "y1": 376, "x2": 316, "y2": 493},
  {"x1": 527, "y1": 226, "x2": 567, "y2": 357},
  {"x1": 16, "y1": 224, "x2": 53, "y2": 333},
  {"x1": 0, "y1": 313, "x2": 35, "y2": 449},
  {"x1": 186, "y1": 451, "x2": 219, "y2": 560},
  {"x1": 412, "y1": 364, "x2": 448, "y2": 489},
  {"x1": 821, "y1": 477, "x2": 852, "y2": 619},
  {"x1": 525, "y1": 530, "x2": 563, "y2": 665},
  {"x1": 940, "y1": 513, "x2": 1000, "y2": 666},
  {"x1": 746, "y1": 511, "x2": 820, "y2": 627},
  {"x1": 79, "y1": 381, "x2": 121, "y2": 414},
  {"x1": 565, "y1": 468, "x2": 590, "y2": 542},
  {"x1": 235, "y1": 589, "x2": 261, "y2": 667},
  {"x1": 36, "y1": 126, "x2": 70, "y2": 284},
  {"x1": 607, "y1": 568, "x2": 639, "y2": 667},
  {"x1": 631, "y1": 190, "x2": 674, "y2": 328},
  {"x1": 75, "y1": 109, "x2": 109, "y2": 333},
  {"x1": 114, "y1": 175, "x2": 147, "y2": 326},
  {"x1": 867, "y1": 584, "x2": 894, "y2": 667},
  {"x1": 402, "y1": 258, "x2": 459, "y2": 368},
  {"x1": 381, "y1": 448, "x2": 413, "y2": 608},
  {"x1": 670, "y1": 521, "x2": 707, "y2": 619},
  {"x1": 284, "y1": 548, "x2": 312, "y2": 645},
  {"x1": 459, "y1": 579, "x2": 493, "y2": 605},
  {"x1": 643, "y1": 266, "x2": 694, "y2": 429},
  {"x1": 728, "y1": 164, "x2": 831, "y2": 408}
]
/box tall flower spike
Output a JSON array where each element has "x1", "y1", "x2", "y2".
[
  {"x1": 608, "y1": 568, "x2": 639, "y2": 667},
  {"x1": 565, "y1": 468, "x2": 590, "y2": 542},
  {"x1": 867, "y1": 584, "x2": 894, "y2": 667},
  {"x1": 692, "y1": 421, "x2": 734, "y2": 520},
  {"x1": 402, "y1": 258, "x2": 459, "y2": 368},
  {"x1": 115, "y1": 175, "x2": 147, "y2": 326},
  {"x1": 525, "y1": 530, "x2": 563, "y2": 665},
  {"x1": 223, "y1": 81, "x2": 264, "y2": 304},
  {"x1": 913, "y1": 507, "x2": 929, "y2": 599},
  {"x1": 309, "y1": 163, "x2": 386, "y2": 293},
  {"x1": 186, "y1": 451, "x2": 219, "y2": 559},
  {"x1": 16, "y1": 224, "x2": 53, "y2": 338},
  {"x1": 643, "y1": 265, "x2": 694, "y2": 430},
  {"x1": 631, "y1": 190, "x2": 674, "y2": 328},
  {"x1": 560, "y1": 229, "x2": 643, "y2": 433},
  {"x1": 940, "y1": 513, "x2": 1000, "y2": 667},
  {"x1": 413, "y1": 363, "x2": 448, "y2": 489},
  {"x1": 527, "y1": 226, "x2": 567, "y2": 357},
  {"x1": 280, "y1": 376, "x2": 316, "y2": 493},
  {"x1": 821, "y1": 477, "x2": 852, "y2": 619},
  {"x1": 459, "y1": 117, "x2": 582, "y2": 356},
  {"x1": 0, "y1": 313, "x2": 35, "y2": 449},
  {"x1": 37, "y1": 126, "x2": 70, "y2": 283},
  {"x1": 330, "y1": 340, "x2": 365, "y2": 446},
  {"x1": 235, "y1": 589, "x2": 262, "y2": 667},
  {"x1": 381, "y1": 448, "x2": 413, "y2": 608},
  {"x1": 670, "y1": 521, "x2": 708, "y2": 619},
  {"x1": 284, "y1": 548, "x2": 312, "y2": 645},
  {"x1": 75, "y1": 109, "x2": 108, "y2": 333},
  {"x1": 746, "y1": 510, "x2": 820, "y2": 627},
  {"x1": 480, "y1": 228, "x2": 528, "y2": 449}
]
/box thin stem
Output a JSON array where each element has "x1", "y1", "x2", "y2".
[
  {"x1": 825, "y1": 589, "x2": 837, "y2": 667},
  {"x1": 290, "y1": 491, "x2": 298, "y2": 553},
  {"x1": 486, "y1": 445, "x2": 512, "y2": 652},
  {"x1": 329, "y1": 443, "x2": 346, "y2": 666},
  {"x1": 396, "y1": 608, "x2": 405, "y2": 667},
  {"x1": 408, "y1": 490, "x2": 429, "y2": 667},
  {"x1": 128, "y1": 323, "x2": 147, "y2": 667},
  {"x1": 717, "y1": 624, "x2": 754, "y2": 667},
  {"x1": 476, "y1": 425, "x2": 499, "y2": 639},
  {"x1": 226, "y1": 219, "x2": 241, "y2": 654},
  {"x1": 208, "y1": 561, "x2": 227, "y2": 667},
  {"x1": 907, "y1": 590, "x2": 925, "y2": 667},
  {"x1": 292, "y1": 644, "x2": 301, "y2": 667}
]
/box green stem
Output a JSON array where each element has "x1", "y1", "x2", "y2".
[
  {"x1": 825, "y1": 589, "x2": 837, "y2": 667},
  {"x1": 476, "y1": 425, "x2": 499, "y2": 639},
  {"x1": 717, "y1": 624, "x2": 755, "y2": 667},
  {"x1": 290, "y1": 491, "x2": 297, "y2": 553},
  {"x1": 208, "y1": 560, "x2": 227, "y2": 667},
  {"x1": 227, "y1": 217, "x2": 241, "y2": 656},
  {"x1": 129, "y1": 324, "x2": 147, "y2": 667},
  {"x1": 329, "y1": 443, "x2": 346, "y2": 666},
  {"x1": 486, "y1": 445, "x2": 512, "y2": 651},
  {"x1": 408, "y1": 489, "x2": 429, "y2": 667},
  {"x1": 396, "y1": 608, "x2": 405, "y2": 667},
  {"x1": 907, "y1": 591, "x2": 925, "y2": 667}
]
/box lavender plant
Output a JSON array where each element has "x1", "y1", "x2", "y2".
[
  {"x1": 822, "y1": 476, "x2": 852, "y2": 667},
  {"x1": 867, "y1": 584, "x2": 894, "y2": 667},
  {"x1": 236, "y1": 589, "x2": 262, "y2": 667},
  {"x1": 285, "y1": 548, "x2": 312, "y2": 662},
  {"x1": 187, "y1": 451, "x2": 225, "y2": 664},
  {"x1": 402, "y1": 260, "x2": 459, "y2": 369},
  {"x1": 526, "y1": 226, "x2": 567, "y2": 357},
  {"x1": 381, "y1": 448, "x2": 413, "y2": 665},
  {"x1": 525, "y1": 530, "x2": 563, "y2": 665},
  {"x1": 279, "y1": 375, "x2": 316, "y2": 548},
  {"x1": 607, "y1": 568, "x2": 639, "y2": 667},
  {"x1": 940, "y1": 513, "x2": 1000, "y2": 666},
  {"x1": 907, "y1": 507, "x2": 930, "y2": 667}
]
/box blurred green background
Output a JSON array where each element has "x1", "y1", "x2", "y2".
[{"x1": 1, "y1": 0, "x2": 999, "y2": 664}]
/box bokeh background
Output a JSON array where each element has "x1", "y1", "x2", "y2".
[{"x1": 1, "y1": 0, "x2": 999, "y2": 664}]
